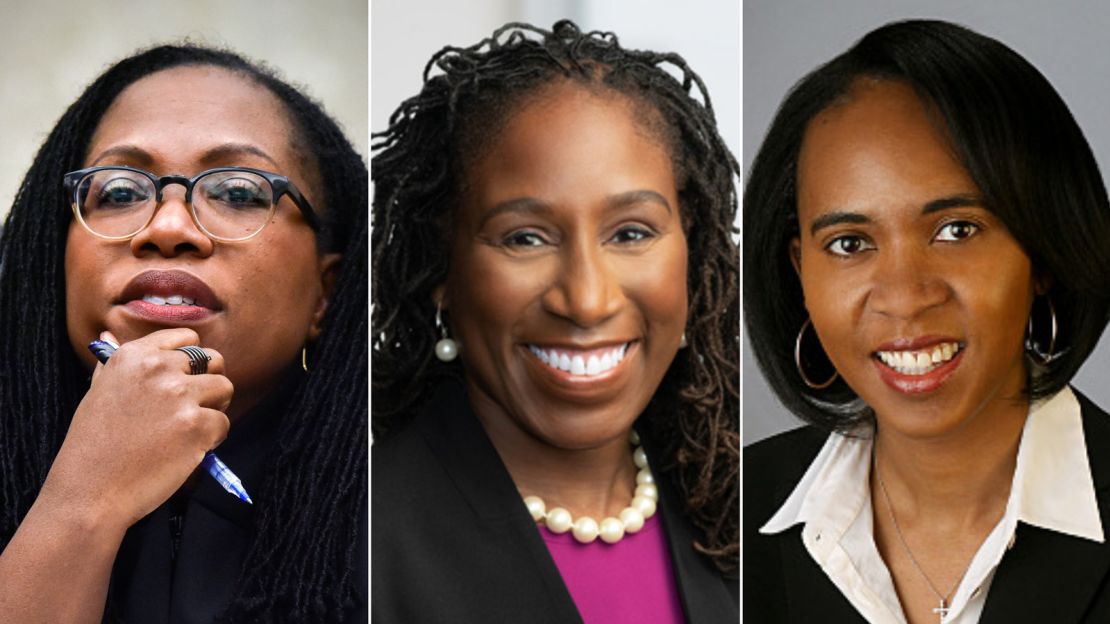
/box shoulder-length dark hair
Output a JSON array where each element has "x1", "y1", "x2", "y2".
[
  {"x1": 744, "y1": 19, "x2": 1110, "y2": 433},
  {"x1": 372, "y1": 20, "x2": 739, "y2": 575},
  {"x1": 0, "y1": 44, "x2": 367, "y2": 622}
]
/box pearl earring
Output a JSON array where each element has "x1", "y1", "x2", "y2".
[
  {"x1": 679, "y1": 333, "x2": 688, "y2": 348},
  {"x1": 434, "y1": 304, "x2": 458, "y2": 362}
]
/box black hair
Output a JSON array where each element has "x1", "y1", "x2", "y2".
[
  {"x1": 744, "y1": 19, "x2": 1110, "y2": 432},
  {"x1": 0, "y1": 44, "x2": 367, "y2": 621},
  {"x1": 372, "y1": 21, "x2": 740, "y2": 575}
]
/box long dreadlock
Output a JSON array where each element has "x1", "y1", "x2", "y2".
[
  {"x1": 372, "y1": 20, "x2": 739, "y2": 576},
  {"x1": 0, "y1": 44, "x2": 367, "y2": 622}
]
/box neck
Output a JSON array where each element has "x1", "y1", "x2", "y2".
[
  {"x1": 874, "y1": 395, "x2": 1028, "y2": 525},
  {"x1": 466, "y1": 382, "x2": 638, "y2": 520}
]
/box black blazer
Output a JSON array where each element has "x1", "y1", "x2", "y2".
[
  {"x1": 372, "y1": 380, "x2": 738, "y2": 623},
  {"x1": 744, "y1": 389, "x2": 1110, "y2": 623}
]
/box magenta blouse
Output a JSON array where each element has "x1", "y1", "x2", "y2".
[{"x1": 538, "y1": 514, "x2": 687, "y2": 623}]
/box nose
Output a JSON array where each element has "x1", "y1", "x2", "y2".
[
  {"x1": 866, "y1": 242, "x2": 950, "y2": 319},
  {"x1": 541, "y1": 237, "x2": 625, "y2": 328},
  {"x1": 129, "y1": 186, "x2": 215, "y2": 258}
]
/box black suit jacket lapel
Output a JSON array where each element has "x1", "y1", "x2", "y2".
[
  {"x1": 746, "y1": 428, "x2": 864, "y2": 622},
  {"x1": 777, "y1": 527, "x2": 868, "y2": 624},
  {"x1": 642, "y1": 428, "x2": 740, "y2": 623},
  {"x1": 980, "y1": 390, "x2": 1110, "y2": 623},
  {"x1": 414, "y1": 383, "x2": 584, "y2": 623}
]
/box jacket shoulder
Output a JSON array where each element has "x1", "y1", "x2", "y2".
[
  {"x1": 1075, "y1": 388, "x2": 1110, "y2": 496},
  {"x1": 1076, "y1": 388, "x2": 1110, "y2": 426},
  {"x1": 744, "y1": 427, "x2": 836, "y2": 623},
  {"x1": 744, "y1": 426, "x2": 828, "y2": 505}
]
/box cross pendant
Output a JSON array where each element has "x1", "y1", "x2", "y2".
[{"x1": 932, "y1": 599, "x2": 949, "y2": 620}]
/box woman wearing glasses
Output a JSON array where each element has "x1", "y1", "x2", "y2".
[
  {"x1": 744, "y1": 20, "x2": 1110, "y2": 623},
  {"x1": 372, "y1": 21, "x2": 738, "y2": 622},
  {"x1": 0, "y1": 46, "x2": 366, "y2": 621}
]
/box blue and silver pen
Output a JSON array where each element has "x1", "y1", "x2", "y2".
[{"x1": 88, "y1": 338, "x2": 254, "y2": 504}]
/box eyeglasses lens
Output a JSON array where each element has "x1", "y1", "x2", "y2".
[
  {"x1": 76, "y1": 169, "x2": 156, "y2": 238},
  {"x1": 193, "y1": 170, "x2": 274, "y2": 240},
  {"x1": 76, "y1": 169, "x2": 276, "y2": 240}
]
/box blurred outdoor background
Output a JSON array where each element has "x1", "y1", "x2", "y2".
[{"x1": 0, "y1": 0, "x2": 367, "y2": 219}]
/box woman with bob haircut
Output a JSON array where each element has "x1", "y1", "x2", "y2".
[
  {"x1": 745, "y1": 19, "x2": 1110, "y2": 624},
  {"x1": 0, "y1": 45, "x2": 367, "y2": 622},
  {"x1": 372, "y1": 20, "x2": 738, "y2": 623}
]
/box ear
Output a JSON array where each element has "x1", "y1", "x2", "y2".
[
  {"x1": 308, "y1": 253, "x2": 343, "y2": 342},
  {"x1": 789, "y1": 237, "x2": 803, "y2": 276}
]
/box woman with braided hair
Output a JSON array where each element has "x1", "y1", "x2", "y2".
[
  {"x1": 0, "y1": 45, "x2": 366, "y2": 622},
  {"x1": 372, "y1": 20, "x2": 738, "y2": 623}
]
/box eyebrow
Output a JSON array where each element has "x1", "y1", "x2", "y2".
[
  {"x1": 607, "y1": 190, "x2": 673, "y2": 214},
  {"x1": 808, "y1": 194, "x2": 986, "y2": 236},
  {"x1": 199, "y1": 142, "x2": 281, "y2": 169},
  {"x1": 89, "y1": 142, "x2": 280, "y2": 170},
  {"x1": 90, "y1": 145, "x2": 153, "y2": 167},
  {"x1": 479, "y1": 189, "x2": 672, "y2": 229},
  {"x1": 809, "y1": 211, "x2": 870, "y2": 237},
  {"x1": 478, "y1": 197, "x2": 552, "y2": 229},
  {"x1": 921, "y1": 194, "x2": 983, "y2": 214}
]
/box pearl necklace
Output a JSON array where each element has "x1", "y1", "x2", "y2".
[{"x1": 522, "y1": 430, "x2": 659, "y2": 545}]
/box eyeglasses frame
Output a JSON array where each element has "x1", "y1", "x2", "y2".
[{"x1": 63, "y1": 165, "x2": 321, "y2": 242}]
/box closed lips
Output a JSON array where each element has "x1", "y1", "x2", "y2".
[
  {"x1": 528, "y1": 343, "x2": 629, "y2": 376},
  {"x1": 875, "y1": 342, "x2": 962, "y2": 376}
]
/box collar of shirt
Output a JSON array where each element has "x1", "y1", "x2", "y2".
[{"x1": 759, "y1": 386, "x2": 1103, "y2": 623}]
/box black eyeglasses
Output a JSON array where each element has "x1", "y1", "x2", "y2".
[{"x1": 63, "y1": 165, "x2": 321, "y2": 242}]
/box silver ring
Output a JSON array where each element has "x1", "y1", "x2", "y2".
[{"x1": 176, "y1": 346, "x2": 211, "y2": 375}]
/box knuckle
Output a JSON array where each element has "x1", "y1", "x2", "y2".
[
  {"x1": 140, "y1": 353, "x2": 166, "y2": 374},
  {"x1": 217, "y1": 376, "x2": 234, "y2": 398},
  {"x1": 160, "y1": 377, "x2": 190, "y2": 399},
  {"x1": 175, "y1": 405, "x2": 204, "y2": 434}
]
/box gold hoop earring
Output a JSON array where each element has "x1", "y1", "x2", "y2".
[
  {"x1": 794, "y1": 318, "x2": 838, "y2": 389},
  {"x1": 1026, "y1": 296, "x2": 1059, "y2": 365},
  {"x1": 302, "y1": 346, "x2": 309, "y2": 372}
]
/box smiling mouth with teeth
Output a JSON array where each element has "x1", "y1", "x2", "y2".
[
  {"x1": 141, "y1": 294, "x2": 199, "y2": 307},
  {"x1": 528, "y1": 343, "x2": 629, "y2": 377},
  {"x1": 875, "y1": 342, "x2": 962, "y2": 376}
]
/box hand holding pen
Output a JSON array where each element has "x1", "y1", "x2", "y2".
[
  {"x1": 90, "y1": 335, "x2": 253, "y2": 504},
  {"x1": 37, "y1": 329, "x2": 238, "y2": 531}
]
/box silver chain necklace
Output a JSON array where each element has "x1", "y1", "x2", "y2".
[{"x1": 873, "y1": 445, "x2": 971, "y2": 623}]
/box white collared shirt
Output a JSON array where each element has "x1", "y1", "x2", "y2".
[{"x1": 759, "y1": 387, "x2": 1104, "y2": 623}]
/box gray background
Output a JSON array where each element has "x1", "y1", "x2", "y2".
[
  {"x1": 1, "y1": 0, "x2": 368, "y2": 221},
  {"x1": 743, "y1": 0, "x2": 1110, "y2": 443}
]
